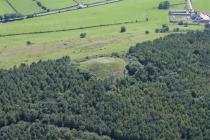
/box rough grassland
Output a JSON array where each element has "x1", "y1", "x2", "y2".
[
  {"x1": 0, "y1": 0, "x2": 209, "y2": 69},
  {"x1": 80, "y1": 57, "x2": 126, "y2": 79}
]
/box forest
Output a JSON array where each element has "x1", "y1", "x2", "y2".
[{"x1": 0, "y1": 28, "x2": 210, "y2": 140}]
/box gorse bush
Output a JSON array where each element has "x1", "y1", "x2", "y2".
[
  {"x1": 80, "y1": 32, "x2": 87, "y2": 38},
  {"x1": 145, "y1": 30, "x2": 150, "y2": 34},
  {"x1": 158, "y1": 1, "x2": 170, "y2": 9},
  {"x1": 120, "y1": 26, "x2": 126, "y2": 33}
]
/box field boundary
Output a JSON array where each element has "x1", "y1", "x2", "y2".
[
  {"x1": 5, "y1": 0, "x2": 19, "y2": 13},
  {"x1": 170, "y1": 2, "x2": 186, "y2": 6},
  {"x1": 0, "y1": 0, "x2": 122, "y2": 23},
  {"x1": 0, "y1": 19, "x2": 146, "y2": 37},
  {"x1": 72, "y1": 0, "x2": 80, "y2": 5}
]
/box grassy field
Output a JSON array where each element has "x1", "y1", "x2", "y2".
[
  {"x1": 0, "y1": 0, "x2": 177, "y2": 34},
  {"x1": 38, "y1": 0, "x2": 77, "y2": 10},
  {"x1": 79, "y1": 0, "x2": 103, "y2": 4},
  {"x1": 9, "y1": 0, "x2": 43, "y2": 14},
  {"x1": 193, "y1": 0, "x2": 210, "y2": 13},
  {"x1": 0, "y1": 0, "x2": 209, "y2": 69},
  {"x1": 0, "y1": 0, "x2": 14, "y2": 15}
]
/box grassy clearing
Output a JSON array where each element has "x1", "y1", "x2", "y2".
[{"x1": 80, "y1": 57, "x2": 126, "y2": 79}]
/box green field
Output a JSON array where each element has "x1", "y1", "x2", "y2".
[
  {"x1": 79, "y1": 0, "x2": 103, "y2": 4},
  {"x1": 9, "y1": 0, "x2": 43, "y2": 14},
  {"x1": 0, "y1": 0, "x2": 209, "y2": 69},
  {"x1": 38, "y1": 0, "x2": 77, "y2": 10},
  {"x1": 193, "y1": 0, "x2": 210, "y2": 13},
  {"x1": 0, "y1": 0, "x2": 14, "y2": 15}
]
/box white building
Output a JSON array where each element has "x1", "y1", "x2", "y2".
[
  {"x1": 192, "y1": 13, "x2": 210, "y2": 24},
  {"x1": 169, "y1": 10, "x2": 191, "y2": 23}
]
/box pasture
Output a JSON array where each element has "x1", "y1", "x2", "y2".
[
  {"x1": 0, "y1": 0, "x2": 209, "y2": 69},
  {"x1": 0, "y1": 0, "x2": 14, "y2": 15},
  {"x1": 79, "y1": 0, "x2": 103, "y2": 4},
  {"x1": 38, "y1": 0, "x2": 77, "y2": 10},
  {"x1": 9, "y1": 0, "x2": 43, "y2": 14},
  {"x1": 193, "y1": 0, "x2": 210, "y2": 13}
]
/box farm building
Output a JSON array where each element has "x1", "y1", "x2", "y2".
[
  {"x1": 168, "y1": 0, "x2": 192, "y2": 23},
  {"x1": 191, "y1": 13, "x2": 210, "y2": 24},
  {"x1": 168, "y1": 0, "x2": 210, "y2": 24},
  {"x1": 169, "y1": 10, "x2": 191, "y2": 23}
]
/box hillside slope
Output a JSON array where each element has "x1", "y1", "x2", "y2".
[
  {"x1": 0, "y1": 29, "x2": 210, "y2": 139},
  {"x1": 1, "y1": 0, "x2": 209, "y2": 68}
]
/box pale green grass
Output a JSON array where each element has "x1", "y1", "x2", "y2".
[
  {"x1": 80, "y1": 57, "x2": 126, "y2": 79},
  {"x1": 79, "y1": 0, "x2": 103, "y2": 4},
  {"x1": 0, "y1": 0, "x2": 15, "y2": 15},
  {"x1": 193, "y1": 0, "x2": 210, "y2": 13},
  {"x1": 38, "y1": 0, "x2": 77, "y2": 10},
  {"x1": 9, "y1": 0, "x2": 43, "y2": 14},
  {"x1": 0, "y1": 27, "x2": 167, "y2": 68}
]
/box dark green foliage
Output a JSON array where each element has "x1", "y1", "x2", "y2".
[
  {"x1": 155, "y1": 28, "x2": 160, "y2": 33},
  {"x1": 2, "y1": 13, "x2": 23, "y2": 21},
  {"x1": 173, "y1": 28, "x2": 180, "y2": 32},
  {"x1": 0, "y1": 122, "x2": 110, "y2": 140},
  {"x1": 111, "y1": 52, "x2": 120, "y2": 57},
  {"x1": 126, "y1": 30, "x2": 210, "y2": 139},
  {"x1": 156, "y1": 24, "x2": 169, "y2": 33},
  {"x1": 36, "y1": 1, "x2": 49, "y2": 11},
  {"x1": 205, "y1": 24, "x2": 210, "y2": 31},
  {"x1": 1, "y1": 30, "x2": 210, "y2": 140},
  {"x1": 26, "y1": 14, "x2": 34, "y2": 19},
  {"x1": 158, "y1": 1, "x2": 170, "y2": 9},
  {"x1": 80, "y1": 32, "x2": 87, "y2": 38},
  {"x1": 178, "y1": 20, "x2": 184, "y2": 25},
  {"x1": 160, "y1": 24, "x2": 169, "y2": 32},
  {"x1": 145, "y1": 30, "x2": 150, "y2": 34},
  {"x1": 26, "y1": 41, "x2": 32, "y2": 45},
  {"x1": 184, "y1": 22, "x2": 188, "y2": 27},
  {"x1": 120, "y1": 26, "x2": 126, "y2": 33}
]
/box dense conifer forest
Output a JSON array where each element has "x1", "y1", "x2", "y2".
[{"x1": 1, "y1": 29, "x2": 210, "y2": 140}]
